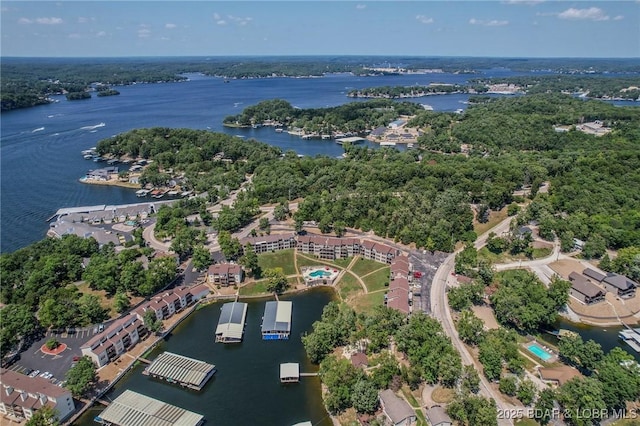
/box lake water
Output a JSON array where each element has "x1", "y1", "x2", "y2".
[
  {"x1": 0, "y1": 68, "x2": 553, "y2": 253},
  {"x1": 74, "y1": 288, "x2": 336, "y2": 426}
]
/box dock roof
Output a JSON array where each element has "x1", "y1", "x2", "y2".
[
  {"x1": 97, "y1": 390, "x2": 203, "y2": 426},
  {"x1": 146, "y1": 352, "x2": 215, "y2": 389},
  {"x1": 261, "y1": 301, "x2": 292, "y2": 333},
  {"x1": 216, "y1": 302, "x2": 248, "y2": 341},
  {"x1": 280, "y1": 363, "x2": 300, "y2": 380}
]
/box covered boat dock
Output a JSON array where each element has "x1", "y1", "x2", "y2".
[
  {"x1": 261, "y1": 301, "x2": 292, "y2": 340},
  {"x1": 143, "y1": 351, "x2": 216, "y2": 391},
  {"x1": 95, "y1": 389, "x2": 204, "y2": 426},
  {"x1": 215, "y1": 302, "x2": 248, "y2": 343}
]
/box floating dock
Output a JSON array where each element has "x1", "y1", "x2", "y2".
[
  {"x1": 335, "y1": 136, "x2": 366, "y2": 145},
  {"x1": 280, "y1": 363, "x2": 300, "y2": 383},
  {"x1": 619, "y1": 327, "x2": 640, "y2": 353},
  {"x1": 142, "y1": 351, "x2": 216, "y2": 391},
  {"x1": 261, "y1": 301, "x2": 292, "y2": 340},
  {"x1": 95, "y1": 389, "x2": 204, "y2": 426},
  {"x1": 215, "y1": 302, "x2": 248, "y2": 343}
]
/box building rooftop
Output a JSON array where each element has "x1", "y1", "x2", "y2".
[
  {"x1": 1, "y1": 368, "x2": 69, "y2": 399},
  {"x1": 582, "y1": 268, "x2": 606, "y2": 282},
  {"x1": 568, "y1": 272, "x2": 605, "y2": 298},
  {"x1": 604, "y1": 273, "x2": 637, "y2": 291},
  {"x1": 97, "y1": 390, "x2": 204, "y2": 426},
  {"x1": 146, "y1": 352, "x2": 215, "y2": 389},
  {"x1": 215, "y1": 302, "x2": 248, "y2": 341},
  {"x1": 538, "y1": 365, "x2": 581, "y2": 386},
  {"x1": 262, "y1": 301, "x2": 292, "y2": 333},
  {"x1": 379, "y1": 389, "x2": 414, "y2": 424},
  {"x1": 279, "y1": 363, "x2": 300, "y2": 380},
  {"x1": 426, "y1": 405, "x2": 452, "y2": 426}
]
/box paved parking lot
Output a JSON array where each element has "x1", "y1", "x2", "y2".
[
  {"x1": 410, "y1": 249, "x2": 448, "y2": 314},
  {"x1": 7, "y1": 326, "x2": 99, "y2": 385}
]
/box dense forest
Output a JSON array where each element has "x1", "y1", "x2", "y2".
[
  {"x1": 223, "y1": 99, "x2": 424, "y2": 134},
  {"x1": 3, "y1": 56, "x2": 638, "y2": 110}
]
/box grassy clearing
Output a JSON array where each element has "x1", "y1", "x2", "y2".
[
  {"x1": 295, "y1": 253, "x2": 343, "y2": 273},
  {"x1": 474, "y1": 207, "x2": 509, "y2": 235},
  {"x1": 238, "y1": 280, "x2": 269, "y2": 296},
  {"x1": 431, "y1": 387, "x2": 455, "y2": 404},
  {"x1": 362, "y1": 267, "x2": 390, "y2": 293},
  {"x1": 332, "y1": 257, "x2": 354, "y2": 268},
  {"x1": 258, "y1": 249, "x2": 296, "y2": 275},
  {"x1": 351, "y1": 257, "x2": 385, "y2": 277},
  {"x1": 337, "y1": 273, "x2": 363, "y2": 300},
  {"x1": 352, "y1": 291, "x2": 385, "y2": 314},
  {"x1": 401, "y1": 387, "x2": 428, "y2": 426},
  {"x1": 532, "y1": 247, "x2": 552, "y2": 259}
]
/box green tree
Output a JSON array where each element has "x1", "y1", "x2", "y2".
[
  {"x1": 65, "y1": 356, "x2": 97, "y2": 397},
  {"x1": 45, "y1": 338, "x2": 59, "y2": 350},
  {"x1": 516, "y1": 379, "x2": 537, "y2": 406},
  {"x1": 259, "y1": 217, "x2": 270, "y2": 233},
  {"x1": 533, "y1": 388, "x2": 556, "y2": 425},
  {"x1": 557, "y1": 377, "x2": 606, "y2": 426},
  {"x1": 192, "y1": 244, "x2": 212, "y2": 271},
  {"x1": 218, "y1": 231, "x2": 243, "y2": 260},
  {"x1": 457, "y1": 310, "x2": 485, "y2": 345},
  {"x1": 239, "y1": 244, "x2": 261, "y2": 278},
  {"x1": 498, "y1": 376, "x2": 517, "y2": 396},
  {"x1": 583, "y1": 233, "x2": 607, "y2": 259},
  {"x1": 461, "y1": 365, "x2": 480, "y2": 394},
  {"x1": 78, "y1": 294, "x2": 109, "y2": 325},
  {"x1": 25, "y1": 406, "x2": 60, "y2": 426},
  {"x1": 273, "y1": 203, "x2": 288, "y2": 221},
  {"x1": 143, "y1": 309, "x2": 162, "y2": 334},
  {"x1": 264, "y1": 267, "x2": 288, "y2": 294},
  {"x1": 351, "y1": 379, "x2": 379, "y2": 414},
  {"x1": 0, "y1": 304, "x2": 40, "y2": 357},
  {"x1": 113, "y1": 292, "x2": 130, "y2": 314}
]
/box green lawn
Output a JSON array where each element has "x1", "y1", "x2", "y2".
[
  {"x1": 352, "y1": 291, "x2": 385, "y2": 314},
  {"x1": 350, "y1": 257, "x2": 386, "y2": 277},
  {"x1": 238, "y1": 280, "x2": 269, "y2": 296},
  {"x1": 332, "y1": 257, "x2": 354, "y2": 268},
  {"x1": 362, "y1": 267, "x2": 391, "y2": 293},
  {"x1": 336, "y1": 273, "x2": 363, "y2": 300},
  {"x1": 258, "y1": 249, "x2": 296, "y2": 276},
  {"x1": 295, "y1": 253, "x2": 342, "y2": 272}
]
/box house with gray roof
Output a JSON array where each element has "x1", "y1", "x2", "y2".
[
  {"x1": 602, "y1": 273, "x2": 637, "y2": 298},
  {"x1": 426, "y1": 405, "x2": 452, "y2": 426},
  {"x1": 582, "y1": 268, "x2": 606, "y2": 283},
  {"x1": 568, "y1": 272, "x2": 605, "y2": 304},
  {"x1": 379, "y1": 389, "x2": 415, "y2": 426}
]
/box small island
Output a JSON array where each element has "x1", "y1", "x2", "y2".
[{"x1": 65, "y1": 91, "x2": 91, "y2": 101}]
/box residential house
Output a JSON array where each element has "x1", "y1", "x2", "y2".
[
  {"x1": 379, "y1": 389, "x2": 416, "y2": 426},
  {"x1": 0, "y1": 369, "x2": 75, "y2": 422},
  {"x1": 582, "y1": 268, "x2": 606, "y2": 283},
  {"x1": 240, "y1": 233, "x2": 297, "y2": 254},
  {"x1": 538, "y1": 366, "x2": 581, "y2": 387},
  {"x1": 80, "y1": 314, "x2": 143, "y2": 367},
  {"x1": 425, "y1": 405, "x2": 452, "y2": 426},
  {"x1": 568, "y1": 272, "x2": 605, "y2": 304},
  {"x1": 602, "y1": 273, "x2": 637, "y2": 298}
]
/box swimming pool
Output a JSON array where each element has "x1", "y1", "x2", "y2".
[
  {"x1": 527, "y1": 342, "x2": 552, "y2": 361},
  {"x1": 309, "y1": 270, "x2": 331, "y2": 278}
]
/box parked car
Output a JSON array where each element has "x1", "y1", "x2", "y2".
[
  {"x1": 73, "y1": 356, "x2": 80, "y2": 362},
  {"x1": 29, "y1": 370, "x2": 40, "y2": 378}
]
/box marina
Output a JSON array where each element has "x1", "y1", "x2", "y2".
[
  {"x1": 215, "y1": 301, "x2": 248, "y2": 343},
  {"x1": 95, "y1": 390, "x2": 204, "y2": 426},
  {"x1": 143, "y1": 352, "x2": 216, "y2": 391},
  {"x1": 261, "y1": 301, "x2": 293, "y2": 340}
]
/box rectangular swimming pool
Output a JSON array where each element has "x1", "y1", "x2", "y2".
[{"x1": 527, "y1": 342, "x2": 552, "y2": 361}]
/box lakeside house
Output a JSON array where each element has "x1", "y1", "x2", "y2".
[
  {"x1": 582, "y1": 268, "x2": 637, "y2": 299},
  {"x1": 85, "y1": 166, "x2": 119, "y2": 182},
  {"x1": 537, "y1": 365, "x2": 582, "y2": 387},
  {"x1": 0, "y1": 369, "x2": 75, "y2": 423},
  {"x1": 568, "y1": 272, "x2": 605, "y2": 304},
  {"x1": 379, "y1": 389, "x2": 416, "y2": 426}
]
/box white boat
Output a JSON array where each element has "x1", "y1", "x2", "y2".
[
  {"x1": 136, "y1": 189, "x2": 150, "y2": 197},
  {"x1": 167, "y1": 190, "x2": 179, "y2": 196},
  {"x1": 83, "y1": 154, "x2": 93, "y2": 160},
  {"x1": 380, "y1": 141, "x2": 396, "y2": 146},
  {"x1": 180, "y1": 191, "x2": 193, "y2": 197},
  {"x1": 275, "y1": 128, "x2": 284, "y2": 133}
]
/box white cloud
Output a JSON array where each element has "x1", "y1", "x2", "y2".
[
  {"x1": 557, "y1": 7, "x2": 610, "y2": 21},
  {"x1": 18, "y1": 17, "x2": 33, "y2": 24},
  {"x1": 228, "y1": 15, "x2": 253, "y2": 26},
  {"x1": 613, "y1": 15, "x2": 624, "y2": 21},
  {"x1": 68, "y1": 33, "x2": 81, "y2": 39},
  {"x1": 356, "y1": 4, "x2": 366, "y2": 9},
  {"x1": 469, "y1": 18, "x2": 509, "y2": 26},
  {"x1": 77, "y1": 17, "x2": 94, "y2": 23},
  {"x1": 96, "y1": 31, "x2": 107, "y2": 37},
  {"x1": 416, "y1": 15, "x2": 434, "y2": 24},
  {"x1": 165, "y1": 23, "x2": 177, "y2": 29},
  {"x1": 213, "y1": 13, "x2": 221, "y2": 20},
  {"x1": 138, "y1": 28, "x2": 151, "y2": 38},
  {"x1": 35, "y1": 17, "x2": 63, "y2": 25},
  {"x1": 216, "y1": 20, "x2": 227, "y2": 26}
]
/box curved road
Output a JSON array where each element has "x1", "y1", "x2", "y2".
[{"x1": 430, "y1": 217, "x2": 515, "y2": 426}]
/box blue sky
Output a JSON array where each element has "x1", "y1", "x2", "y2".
[{"x1": 1, "y1": 1, "x2": 638, "y2": 57}]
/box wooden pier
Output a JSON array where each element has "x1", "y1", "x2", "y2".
[{"x1": 137, "y1": 357, "x2": 152, "y2": 364}]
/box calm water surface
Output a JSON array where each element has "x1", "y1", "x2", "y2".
[{"x1": 74, "y1": 288, "x2": 335, "y2": 426}]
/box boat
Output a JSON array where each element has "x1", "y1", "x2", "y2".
[
  {"x1": 181, "y1": 190, "x2": 193, "y2": 197},
  {"x1": 275, "y1": 128, "x2": 284, "y2": 133},
  {"x1": 619, "y1": 328, "x2": 640, "y2": 353},
  {"x1": 380, "y1": 141, "x2": 396, "y2": 146},
  {"x1": 136, "y1": 189, "x2": 150, "y2": 197},
  {"x1": 92, "y1": 156, "x2": 103, "y2": 162},
  {"x1": 84, "y1": 154, "x2": 93, "y2": 160},
  {"x1": 167, "y1": 190, "x2": 179, "y2": 196}
]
